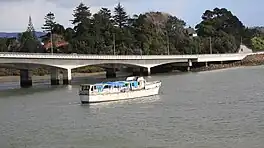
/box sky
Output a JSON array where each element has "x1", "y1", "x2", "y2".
[{"x1": 0, "y1": 0, "x2": 263, "y2": 32}]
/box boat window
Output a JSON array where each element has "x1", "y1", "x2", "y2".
[
  {"x1": 91, "y1": 86, "x2": 94, "y2": 91},
  {"x1": 104, "y1": 85, "x2": 110, "y2": 89},
  {"x1": 82, "y1": 85, "x2": 90, "y2": 91}
]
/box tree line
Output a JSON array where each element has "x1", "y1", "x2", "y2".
[{"x1": 1, "y1": 3, "x2": 264, "y2": 55}]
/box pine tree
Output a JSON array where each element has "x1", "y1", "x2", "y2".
[
  {"x1": 42, "y1": 12, "x2": 56, "y2": 33},
  {"x1": 42, "y1": 12, "x2": 56, "y2": 53},
  {"x1": 71, "y1": 2, "x2": 91, "y2": 25},
  {"x1": 113, "y1": 3, "x2": 128, "y2": 28},
  {"x1": 26, "y1": 15, "x2": 37, "y2": 39}
]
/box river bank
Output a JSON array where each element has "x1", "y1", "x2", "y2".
[{"x1": 191, "y1": 53, "x2": 264, "y2": 72}]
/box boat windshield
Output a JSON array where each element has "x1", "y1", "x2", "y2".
[{"x1": 81, "y1": 85, "x2": 90, "y2": 91}]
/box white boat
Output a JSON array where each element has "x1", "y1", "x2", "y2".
[{"x1": 79, "y1": 76, "x2": 161, "y2": 104}]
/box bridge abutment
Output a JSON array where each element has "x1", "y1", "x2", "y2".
[
  {"x1": 106, "y1": 68, "x2": 116, "y2": 78},
  {"x1": 20, "y1": 69, "x2": 32, "y2": 88},
  {"x1": 50, "y1": 68, "x2": 60, "y2": 85},
  {"x1": 63, "y1": 69, "x2": 72, "y2": 85}
]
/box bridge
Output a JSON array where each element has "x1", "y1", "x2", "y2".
[{"x1": 0, "y1": 52, "x2": 260, "y2": 87}]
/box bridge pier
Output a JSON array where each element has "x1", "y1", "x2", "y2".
[
  {"x1": 132, "y1": 67, "x2": 151, "y2": 76},
  {"x1": 20, "y1": 69, "x2": 32, "y2": 88},
  {"x1": 187, "y1": 59, "x2": 192, "y2": 71},
  {"x1": 147, "y1": 67, "x2": 151, "y2": 76},
  {"x1": 63, "y1": 69, "x2": 72, "y2": 85},
  {"x1": 106, "y1": 68, "x2": 116, "y2": 78},
  {"x1": 50, "y1": 68, "x2": 60, "y2": 85},
  {"x1": 205, "y1": 62, "x2": 208, "y2": 67}
]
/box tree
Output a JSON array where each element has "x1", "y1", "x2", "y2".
[
  {"x1": 251, "y1": 37, "x2": 264, "y2": 51},
  {"x1": 0, "y1": 38, "x2": 8, "y2": 52},
  {"x1": 195, "y1": 8, "x2": 245, "y2": 53},
  {"x1": 27, "y1": 16, "x2": 37, "y2": 39},
  {"x1": 15, "y1": 16, "x2": 44, "y2": 53},
  {"x1": 42, "y1": 12, "x2": 56, "y2": 53},
  {"x1": 42, "y1": 12, "x2": 56, "y2": 32},
  {"x1": 18, "y1": 31, "x2": 44, "y2": 53},
  {"x1": 70, "y1": 3, "x2": 93, "y2": 54},
  {"x1": 113, "y1": 3, "x2": 128, "y2": 28},
  {"x1": 71, "y1": 2, "x2": 91, "y2": 25},
  {"x1": 90, "y1": 8, "x2": 114, "y2": 54},
  {"x1": 52, "y1": 24, "x2": 65, "y2": 35}
]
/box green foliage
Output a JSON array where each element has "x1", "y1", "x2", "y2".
[
  {"x1": 1, "y1": 4, "x2": 264, "y2": 55},
  {"x1": 42, "y1": 12, "x2": 56, "y2": 32},
  {"x1": 113, "y1": 3, "x2": 128, "y2": 28},
  {"x1": 18, "y1": 31, "x2": 44, "y2": 53},
  {"x1": 0, "y1": 38, "x2": 8, "y2": 52},
  {"x1": 195, "y1": 8, "x2": 246, "y2": 53},
  {"x1": 251, "y1": 37, "x2": 264, "y2": 51}
]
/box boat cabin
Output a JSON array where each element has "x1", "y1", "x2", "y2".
[{"x1": 79, "y1": 77, "x2": 146, "y2": 95}]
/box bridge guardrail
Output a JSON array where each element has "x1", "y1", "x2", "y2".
[
  {"x1": 0, "y1": 52, "x2": 198, "y2": 59},
  {"x1": 0, "y1": 52, "x2": 260, "y2": 60}
]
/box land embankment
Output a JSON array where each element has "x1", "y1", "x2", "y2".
[{"x1": 191, "y1": 54, "x2": 264, "y2": 72}]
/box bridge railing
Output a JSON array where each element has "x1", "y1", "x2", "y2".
[
  {"x1": 0, "y1": 52, "x2": 255, "y2": 60},
  {"x1": 0, "y1": 52, "x2": 198, "y2": 59}
]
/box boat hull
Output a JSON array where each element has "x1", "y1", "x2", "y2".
[{"x1": 80, "y1": 81, "x2": 161, "y2": 104}]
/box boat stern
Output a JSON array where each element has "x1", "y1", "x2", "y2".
[{"x1": 80, "y1": 94, "x2": 90, "y2": 104}]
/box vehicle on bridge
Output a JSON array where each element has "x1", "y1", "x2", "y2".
[{"x1": 79, "y1": 76, "x2": 161, "y2": 104}]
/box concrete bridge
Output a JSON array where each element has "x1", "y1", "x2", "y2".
[{"x1": 0, "y1": 52, "x2": 260, "y2": 87}]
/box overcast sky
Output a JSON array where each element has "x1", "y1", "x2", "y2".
[{"x1": 0, "y1": 0, "x2": 263, "y2": 32}]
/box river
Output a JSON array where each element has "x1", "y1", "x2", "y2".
[{"x1": 0, "y1": 66, "x2": 264, "y2": 148}]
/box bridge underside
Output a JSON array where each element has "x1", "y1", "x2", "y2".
[{"x1": 0, "y1": 63, "x2": 72, "y2": 87}]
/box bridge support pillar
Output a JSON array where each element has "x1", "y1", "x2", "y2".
[
  {"x1": 205, "y1": 62, "x2": 208, "y2": 67},
  {"x1": 63, "y1": 69, "x2": 72, "y2": 85},
  {"x1": 106, "y1": 68, "x2": 116, "y2": 78},
  {"x1": 147, "y1": 67, "x2": 151, "y2": 76},
  {"x1": 20, "y1": 69, "x2": 32, "y2": 88},
  {"x1": 50, "y1": 68, "x2": 60, "y2": 85},
  {"x1": 187, "y1": 59, "x2": 192, "y2": 71},
  {"x1": 133, "y1": 68, "x2": 148, "y2": 76}
]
